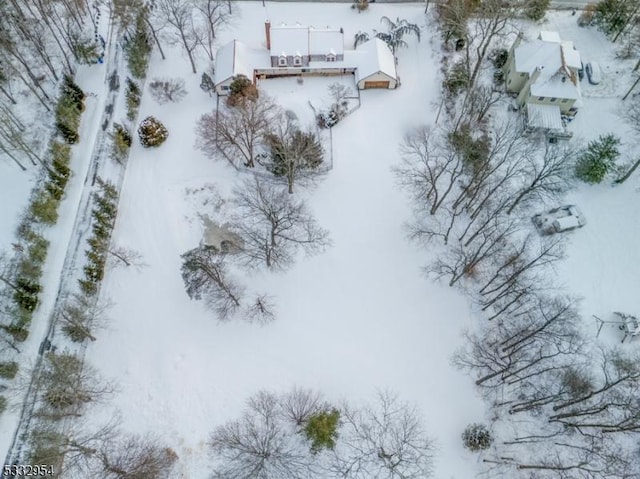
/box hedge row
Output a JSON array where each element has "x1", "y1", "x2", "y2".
[
  {"x1": 55, "y1": 75, "x2": 85, "y2": 144},
  {"x1": 79, "y1": 178, "x2": 119, "y2": 296},
  {"x1": 2, "y1": 86, "x2": 82, "y2": 346}
]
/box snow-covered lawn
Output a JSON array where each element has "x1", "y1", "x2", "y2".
[{"x1": 85, "y1": 2, "x2": 487, "y2": 478}]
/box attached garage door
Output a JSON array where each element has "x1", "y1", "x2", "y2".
[{"x1": 364, "y1": 80, "x2": 389, "y2": 89}]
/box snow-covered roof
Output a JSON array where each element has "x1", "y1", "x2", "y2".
[
  {"x1": 514, "y1": 36, "x2": 581, "y2": 75},
  {"x1": 354, "y1": 38, "x2": 397, "y2": 83},
  {"x1": 561, "y1": 41, "x2": 581, "y2": 70},
  {"x1": 526, "y1": 103, "x2": 563, "y2": 131},
  {"x1": 215, "y1": 40, "x2": 269, "y2": 86},
  {"x1": 270, "y1": 24, "x2": 310, "y2": 57},
  {"x1": 530, "y1": 69, "x2": 580, "y2": 100},
  {"x1": 309, "y1": 27, "x2": 344, "y2": 55},
  {"x1": 539, "y1": 31, "x2": 561, "y2": 43},
  {"x1": 214, "y1": 40, "x2": 254, "y2": 85},
  {"x1": 514, "y1": 32, "x2": 582, "y2": 101}
]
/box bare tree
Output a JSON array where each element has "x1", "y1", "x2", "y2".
[
  {"x1": 280, "y1": 387, "x2": 327, "y2": 426},
  {"x1": 58, "y1": 293, "x2": 111, "y2": 342},
  {"x1": 148, "y1": 77, "x2": 187, "y2": 104},
  {"x1": 180, "y1": 245, "x2": 243, "y2": 320},
  {"x1": 331, "y1": 390, "x2": 435, "y2": 479},
  {"x1": 108, "y1": 246, "x2": 145, "y2": 269},
  {"x1": 157, "y1": 0, "x2": 200, "y2": 74},
  {"x1": 195, "y1": 94, "x2": 279, "y2": 168},
  {"x1": 231, "y1": 177, "x2": 331, "y2": 270},
  {"x1": 96, "y1": 433, "x2": 178, "y2": 479},
  {"x1": 262, "y1": 111, "x2": 325, "y2": 194},
  {"x1": 36, "y1": 351, "x2": 114, "y2": 420},
  {"x1": 435, "y1": 0, "x2": 473, "y2": 45},
  {"x1": 209, "y1": 390, "x2": 314, "y2": 479},
  {"x1": 243, "y1": 294, "x2": 276, "y2": 324},
  {"x1": 463, "y1": 0, "x2": 516, "y2": 89},
  {"x1": 506, "y1": 142, "x2": 574, "y2": 215},
  {"x1": 394, "y1": 125, "x2": 464, "y2": 216},
  {"x1": 193, "y1": 0, "x2": 235, "y2": 61}
]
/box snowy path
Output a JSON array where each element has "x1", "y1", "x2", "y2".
[{"x1": 1, "y1": 7, "x2": 121, "y2": 464}]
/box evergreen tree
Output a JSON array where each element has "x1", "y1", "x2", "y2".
[
  {"x1": 575, "y1": 134, "x2": 621, "y2": 183},
  {"x1": 200, "y1": 72, "x2": 215, "y2": 96},
  {"x1": 125, "y1": 78, "x2": 142, "y2": 121},
  {"x1": 138, "y1": 117, "x2": 169, "y2": 147},
  {"x1": 304, "y1": 409, "x2": 340, "y2": 452},
  {"x1": 126, "y1": 11, "x2": 152, "y2": 79}
]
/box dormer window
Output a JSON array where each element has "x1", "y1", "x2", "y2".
[
  {"x1": 278, "y1": 54, "x2": 287, "y2": 67},
  {"x1": 293, "y1": 54, "x2": 302, "y2": 66},
  {"x1": 326, "y1": 52, "x2": 336, "y2": 62}
]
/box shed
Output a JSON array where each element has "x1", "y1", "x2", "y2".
[{"x1": 354, "y1": 38, "x2": 397, "y2": 89}]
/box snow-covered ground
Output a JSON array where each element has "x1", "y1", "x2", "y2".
[
  {"x1": 84, "y1": 2, "x2": 487, "y2": 478},
  {"x1": 519, "y1": 15, "x2": 640, "y2": 344},
  {"x1": 2, "y1": 1, "x2": 638, "y2": 476}
]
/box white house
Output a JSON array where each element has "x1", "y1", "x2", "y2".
[
  {"x1": 505, "y1": 31, "x2": 582, "y2": 121},
  {"x1": 214, "y1": 20, "x2": 398, "y2": 94}
]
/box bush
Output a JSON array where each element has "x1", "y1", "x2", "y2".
[
  {"x1": 30, "y1": 189, "x2": 59, "y2": 225},
  {"x1": 0, "y1": 361, "x2": 19, "y2": 379},
  {"x1": 0, "y1": 396, "x2": 6, "y2": 414},
  {"x1": 111, "y1": 123, "x2": 132, "y2": 162},
  {"x1": 443, "y1": 61, "x2": 469, "y2": 97},
  {"x1": 138, "y1": 116, "x2": 169, "y2": 147},
  {"x1": 126, "y1": 78, "x2": 142, "y2": 121},
  {"x1": 14, "y1": 277, "x2": 41, "y2": 312},
  {"x1": 578, "y1": 4, "x2": 598, "y2": 27},
  {"x1": 462, "y1": 423, "x2": 492, "y2": 451},
  {"x1": 575, "y1": 134, "x2": 620, "y2": 183},
  {"x1": 2, "y1": 324, "x2": 29, "y2": 342},
  {"x1": 351, "y1": 0, "x2": 369, "y2": 12},
  {"x1": 523, "y1": 0, "x2": 550, "y2": 22},
  {"x1": 304, "y1": 409, "x2": 340, "y2": 452}
]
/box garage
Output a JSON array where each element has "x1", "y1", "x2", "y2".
[{"x1": 363, "y1": 80, "x2": 390, "y2": 89}]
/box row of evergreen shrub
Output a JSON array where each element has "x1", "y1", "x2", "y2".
[
  {"x1": 79, "y1": 179, "x2": 119, "y2": 296},
  {"x1": 55, "y1": 75, "x2": 85, "y2": 144},
  {"x1": 3, "y1": 93, "x2": 81, "y2": 345}
]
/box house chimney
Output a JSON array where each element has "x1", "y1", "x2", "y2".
[{"x1": 265, "y1": 19, "x2": 271, "y2": 50}]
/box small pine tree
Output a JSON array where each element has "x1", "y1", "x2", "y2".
[
  {"x1": 138, "y1": 116, "x2": 169, "y2": 147},
  {"x1": 575, "y1": 134, "x2": 621, "y2": 183},
  {"x1": 462, "y1": 423, "x2": 492, "y2": 451},
  {"x1": 126, "y1": 11, "x2": 152, "y2": 79},
  {"x1": 14, "y1": 277, "x2": 41, "y2": 312},
  {"x1": 227, "y1": 75, "x2": 258, "y2": 107},
  {"x1": 126, "y1": 78, "x2": 142, "y2": 121},
  {"x1": 111, "y1": 123, "x2": 132, "y2": 162},
  {"x1": 0, "y1": 361, "x2": 19, "y2": 379},
  {"x1": 304, "y1": 409, "x2": 340, "y2": 452},
  {"x1": 200, "y1": 72, "x2": 215, "y2": 95}
]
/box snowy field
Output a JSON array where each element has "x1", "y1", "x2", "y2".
[{"x1": 85, "y1": 2, "x2": 486, "y2": 478}]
